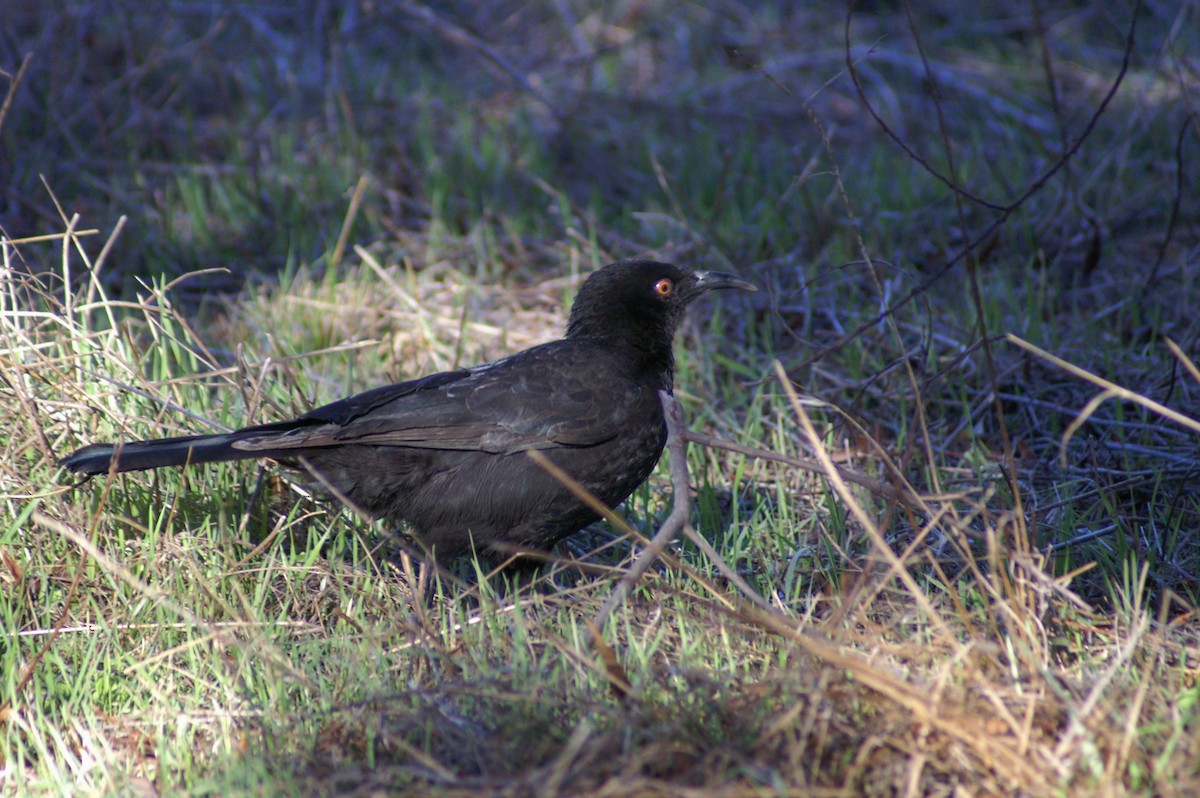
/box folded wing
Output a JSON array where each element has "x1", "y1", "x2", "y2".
[{"x1": 231, "y1": 341, "x2": 654, "y2": 456}]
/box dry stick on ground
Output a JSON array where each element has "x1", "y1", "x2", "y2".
[
  {"x1": 901, "y1": 0, "x2": 1036, "y2": 555},
  {"x1": 534, "y1": 390, "x2": 780, "y2": 646},
  {"x1": 738, "y1": 603, "x2": 1050, "y2": 791},
  {"x1": 526, "y1": 445, "x2": 736, "y2": 613},
  {"x1": 537, "y1": 386, "x2": 953, "y2": 644},
  {"x1": 1007, "y1": 335, "x2": 1200, "y2": 446},
  {"x1": 585, "y1": 391, "x2": 702, "y2": 634},
  {"x1": 579, "y1": 387, "x2": 923, "y2": 630},
  {"x1": 681, "y1": 428, "x2": 907, "y2": 504},
  {"x1": 773, "y1": 360, "x2": 954, "y2": 640}
]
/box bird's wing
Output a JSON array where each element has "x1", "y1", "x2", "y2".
[{"x1": 232, "y1": 342, "x2": 657, "y2": 455}]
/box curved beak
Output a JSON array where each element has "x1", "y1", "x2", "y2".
[{"x1": 688, "y1": 270, "x2": 758, "y2": 298}]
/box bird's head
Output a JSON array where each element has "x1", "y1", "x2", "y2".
[{"x1": 566, "y1": 259, "x2": 757, "y2": 355}]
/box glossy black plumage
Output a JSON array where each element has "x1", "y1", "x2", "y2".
[{"x1": 61, "y1": 259, "x2": 755, "y2": 558}]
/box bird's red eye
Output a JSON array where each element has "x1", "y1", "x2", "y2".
[{"x1": 654, "y1": 278, "x2": 673, "y2": 297}]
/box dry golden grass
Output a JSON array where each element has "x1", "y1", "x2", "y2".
[{"x1": 4, "y1": 218, "x2": 1199, "y2": 795}]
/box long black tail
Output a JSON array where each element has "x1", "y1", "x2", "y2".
[{"x1": 61, "y1": 432, "x2": 281, "y2": 476}]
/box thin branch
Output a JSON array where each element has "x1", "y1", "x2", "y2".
[
  {"x1": 843, "y1": 16, "x2": 1004, "y2": 211},
  {"x1": 395, "y1": 2, "x2": 563, "y2": 118},
  {"x1": 1006, "y1": 334, "x2": 1200, "y2": 453},
  {"x1": 0, "y1": 52, "x2": 33, "y2": 138},
  {"x1": 681, "y1": 428, "x2": 906, "y2": 503},
  {"x1": 774, "y1": 361, "x2": 954, "y2": 640},
  {"x1": 788, "y1": 1, "x2": 1140, "y2": 375},
  {"x1": 588, "y1": 391, "x2": 695, "y2": 634},
  {"x1": 1145, "y1": 115, "x2": 1193, "y2": 290},
  {"x1": 843, "y1": 0, "x2": 1141, "y2": 215}
]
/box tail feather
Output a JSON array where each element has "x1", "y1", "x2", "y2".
[{"x1": 61, "y1": 432, "x2": 281, "y2": 475}]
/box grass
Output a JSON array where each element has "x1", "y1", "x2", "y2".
[{"x1": 3, "y1": 0, "x2": 1200, "y2": 795}]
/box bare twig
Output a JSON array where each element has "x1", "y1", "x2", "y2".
[
  {"x1": 678, "y1": 523, "x2": 775, "y2": 614},
  {"x1": 1145, "y1": 115, "x2": 1194, "y2": 289},
  {"x1": 588, "y1": 390, "x2": 694, "y2": 633},
  {"x1": 899, "y1": 0, "x2": 1029, "y2": 548},
  {"x1": 332, "y1": 175, "x2": 369, "y2": 267},
  {"x1": 394, "y1": 2, "x2": 562, "y2": 118},
  {"x1": 775, "y1": 360, "x2": 953, "y2": 639},
  {"x1": 1006, "y1": 334, "x2": 1200, "y2": 450},
  {"x1": 788, "y1": 1, "x2": 1143, "y2": 379},
  {"x1": 844, "y1": 1, "x2": 1141, "y2": 214},
  {"x1": 681, "y1": 428, "x2": 906, "y2": 502},
  {"x1": 0, "y1": 52, "x2": 33, "y2": 137}
]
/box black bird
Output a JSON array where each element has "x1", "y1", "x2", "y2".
[{"x1": 62, "y1": 259, "x2": 756, "y2": 559}]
